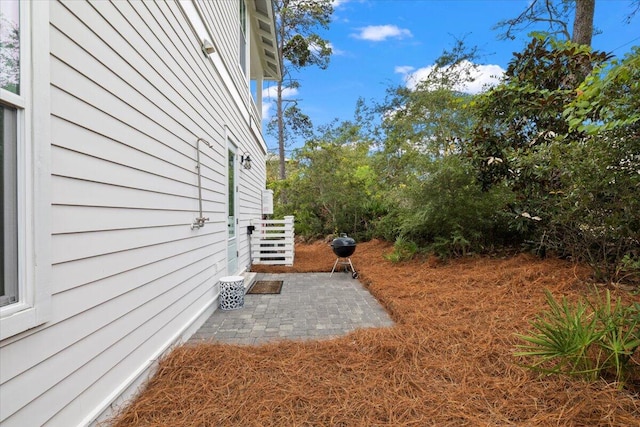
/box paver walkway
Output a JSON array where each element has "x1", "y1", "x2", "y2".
[{"x1": 188, "y1": 272, "x2": 394, "y2": 345}]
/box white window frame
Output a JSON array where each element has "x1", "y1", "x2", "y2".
[{"x1": 0, "y1": 1, "x2": 51, "y2": 341}]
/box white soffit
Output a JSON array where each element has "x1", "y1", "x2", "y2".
[{"x1": 251, "y1": 0, "x2": 281, "y2": 80}]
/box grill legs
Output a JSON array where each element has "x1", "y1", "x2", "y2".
[{"x1": 330, "y1": 257, "x2": 358, "y2": 279}]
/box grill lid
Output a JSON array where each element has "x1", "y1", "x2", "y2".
[{"x1": 331, "y1": 233, "x2": 356, "y2": 247}]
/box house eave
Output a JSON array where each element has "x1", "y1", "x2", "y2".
[{"x1": 250, "y1": 0, "x2": 281, "y2": 81}]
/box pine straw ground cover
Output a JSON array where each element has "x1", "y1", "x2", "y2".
[{"x1": 110, "y1": 240, "x2": 640, "y2": 426}]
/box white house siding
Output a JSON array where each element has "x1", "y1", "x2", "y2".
[{"x1": 0, "y1": 1, "x2": 270, "y2": 425}]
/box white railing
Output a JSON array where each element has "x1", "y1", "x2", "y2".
[{"x1": 250, "y1": 216, "x2": 294, "y2": 266}]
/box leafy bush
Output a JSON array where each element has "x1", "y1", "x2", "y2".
[
  {"x1": 468, "y1": 39, "x2": 638, "y2": 284},
  {"x1": 516, "y1": 289, "x2": 640, "y2": 388},
  {"x1": 516, "y1": 290, "x2": 601, "y2": 379},
  {"x1": 616, "y1": 255, "x2": 640, "y2": 286},
  {"x1": 370, "y1": 207, "x2": 402, "y2": 242},
  {"x1": 429, "y1": 227, "x2": 472, "y2": 259},
  {"x1": 593, "y1": 291, "x2": 640, "y2": 385},
  {"x1": 557, "y1": 47, "x2": 640, "y2": 284},
  {"x1": 470, "y1": 37, "x2": 610, "y2": 192},
  {"x1": 540, "y1": 133, "x2": 640, "y2": 283},
  {"x1": 397, "y1": 155, "x2": 515, "y2": 258},
  {"x1": 384, "y1": 237, "x2": 418, "y2": 263}
]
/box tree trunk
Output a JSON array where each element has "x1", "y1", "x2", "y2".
[{"x1": 572, "y1": 0, "x2": 595, "y2": 46}]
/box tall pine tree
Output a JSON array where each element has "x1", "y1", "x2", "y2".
[{"x1": 270, "y1": 0, "x2": 333, "y2": 179}]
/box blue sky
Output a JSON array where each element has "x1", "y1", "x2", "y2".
[{"x1": 262, "y1": 0, "x2": 640, "y2": 153}]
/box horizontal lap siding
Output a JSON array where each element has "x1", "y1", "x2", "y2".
[
  {"x1": 199, "y1": 0, "x2": 269, "y2": 270},
  {"x1": 0, "y1": 0, "x2": 264, "y2": 425}
]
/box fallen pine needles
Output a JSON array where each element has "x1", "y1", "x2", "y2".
[{"x1": 109, "y1": 240, "x2": 640, "y2": 426}]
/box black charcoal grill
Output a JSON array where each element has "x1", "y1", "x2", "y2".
[{"x1": 330, "y1": 233, "x2": 358, "y2": 278}]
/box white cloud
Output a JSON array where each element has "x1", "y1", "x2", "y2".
[
  {"x1": 262, "y1": 86, "x2": 299, "y2": 122},
  {"x1": 463, "y1": 63, "x2": 505, "y2": 94},
  {"x1": 352, "y1": 25, "x2": 412, "y2": 42},
  {"x1": 394, "y1": 65, "x2": 415, "y2": 75},
  {"x1": 308, "y1": 41, "x2": 344, "y2": 56},
  {"x1": 326, "y1": 42, "x2": 345, "y2": 56},
  {"x1": 263, "y1": 86, "x2": 298, "y2": 99},
  {"x1": 262, "y1": 100, "x2": 273, "y2": 120},
  {"x1": 333, "y1": 0, "x2": 367, "y2": 8},
  {"x1": 396, "y1": 61, "x2": 505, "y2": 94}
]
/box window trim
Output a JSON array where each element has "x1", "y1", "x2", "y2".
[
  {"x1": 1, "y1": 105, "x2": 19, "y2": 308},
  {"x1": 0, "y1": 0, "x2": 51, "y2": 341}
]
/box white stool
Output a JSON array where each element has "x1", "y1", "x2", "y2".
[{"x1": 218, "y1": 275, "x2": 245, "y2": 310}]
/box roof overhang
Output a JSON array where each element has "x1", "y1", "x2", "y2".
[{"x1": 249, "y1": 0, "x2": 281, "y2": 81}]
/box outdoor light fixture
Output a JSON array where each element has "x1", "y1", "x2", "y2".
[
  {"x1": 240, "y1": 153, "x2": 252, "y2": 170},
  {"x1": 202, "y1": 38, "x2": 215, "y2": 56}
]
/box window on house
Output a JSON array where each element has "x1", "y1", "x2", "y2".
[
  {"x1": 0, "y1": 0, "x2": 20, "y2": 308},
  {"x1": 0, "y1": 1, "x2": 20, "y2": 95},
  {"x1": 1, "y1": 106, "x2": 19, "y2": 308},
  {"x1": 0, "y1": 0, "x2": 51, "y2": 339},
  {"x1": 239, "y1": 0, "x2": 247, "y2": 75}
]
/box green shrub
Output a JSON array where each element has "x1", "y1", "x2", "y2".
[
  {"x1": 429, "y1": 227, "x2": 473, "y2": 259},
  {"x1": 616, "y1": 255, "x2": 640, "y2": 286},
  {"x1": 384, "y1": 237, "x2": 418, "y2": 263},
  {"x1": 532, "y1": 47, "x2": 640, "y2": 284},
  {"x1": 516, "y1": 289, "x2": 640, "y2": 388},
  {"x1": 398, "y1": 155, "x2": 515, "y2": 257},
  {"x1": 591, "y1": 291, "x2": 640, "y2": 385}
]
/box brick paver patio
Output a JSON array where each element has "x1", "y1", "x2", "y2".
[{"x1": 188, "y1": 272, "x2": 394, "y2": 345}]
